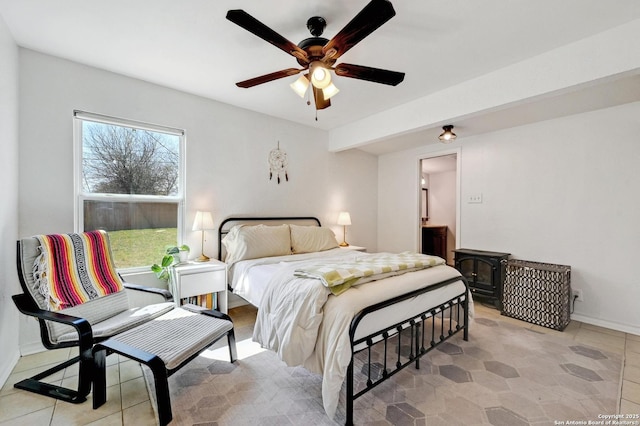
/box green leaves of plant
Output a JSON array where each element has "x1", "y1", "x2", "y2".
[{"x1": 150, "y1": 244, "x2": 190, "y2": 281}]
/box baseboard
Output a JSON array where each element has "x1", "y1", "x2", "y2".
[
  {"x1": 228, "y1": 299, "x2": 250, "y2": 310},
  {"x1": 20, "y1": 341, "x2": 47, "y2": 356},
  {"x1": 0, "y1": 350, "x2": 20, "y2": 388},
  {"x1": 571, "y1": 313, "x2": 640, "y2": 336}
]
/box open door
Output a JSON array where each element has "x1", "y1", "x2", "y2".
[{"x1": 419, "y1": 153, "x2": 459, "y2": 265}]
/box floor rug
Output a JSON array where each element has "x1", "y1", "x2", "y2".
[{"x1": 143, "y1": 309, "x2": 622, "y2": 425}]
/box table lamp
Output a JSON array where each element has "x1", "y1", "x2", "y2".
[
  {"x1": 192, "y1": 211, "x2": 214, "y2": 262},
  {"x1": 337, "y1": 211, "x2": 351, "y2": 247}
]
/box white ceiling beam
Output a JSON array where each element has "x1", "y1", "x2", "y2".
[{"x1": 328, "y1": 18, "x2": 640, "y2": 152}]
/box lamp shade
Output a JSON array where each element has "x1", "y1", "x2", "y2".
[
  {"x1": 337, "y1": 211, "x2": 352, "y2": 226},
  {"x1": 290, "y1": 74, "x2": 309, "y2": 98},
  {"x1": 192, "y1": 211, "x2": 214, "y2": 231},
  {"x1": 322, "y1": 82, "x2": 340, "y2": 100}
]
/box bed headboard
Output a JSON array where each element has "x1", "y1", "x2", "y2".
[{"x1": 217, "y1": 216, "x2": 322, "y2": 261}]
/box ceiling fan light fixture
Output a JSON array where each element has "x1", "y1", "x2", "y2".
[
  {"x1": 290, "y1": 74, "x2": 309, "y2": 98},
  {"x1": 227, "y1": 1, "x2": 404, "y2": 116},
  {"x1": 439, "y1": 125, "x2": 457, "y2": 143},
  {"x1": 322, "y1": 82, "x2": 340, "y2": 100},
  {"x1": 310, "y1": 61, "x2": 332, "y2": 89}
]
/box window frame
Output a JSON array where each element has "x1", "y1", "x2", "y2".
[{"x1": 73, "y1": 110, "x2": 187, "y2": 273}]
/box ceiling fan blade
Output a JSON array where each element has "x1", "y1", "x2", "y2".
[
  {"x1": 236, "y1": 68, "x2": 303, "y2": 88},
  {"x1": 313, "y1": 86, "x2": 331, "y2": 110},
  {"x1": 322, "y1": 0, "x2": 396, "y2": 60},
  {"x1": 334, "y1": 63, "x2": 405, "y2": 86},
  {"x1": 226, "y1": 10, "x2": 309, "y2": 62}
]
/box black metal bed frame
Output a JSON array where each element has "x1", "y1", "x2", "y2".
[
  {"x1": 346, "y1": 276, "x2": 468, "y2": 425},
  {"x1": 218, "y1": 216, "x2": 321, "y2": 262},
  {"x1": 217, "y1": 216, "x2": 469, "y2": 425}
]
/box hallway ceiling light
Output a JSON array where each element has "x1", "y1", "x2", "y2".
[{"x1": 438, "y1": 125, "x2": 457, "y2": 143}]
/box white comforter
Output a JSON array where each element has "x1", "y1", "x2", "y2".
[{"x1": 246, "y1": 250, "x2": 471, "y2": 419}]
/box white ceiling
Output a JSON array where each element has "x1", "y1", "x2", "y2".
[{"x1": 1, "y1": 0, "x2": 640, "y2": 137}]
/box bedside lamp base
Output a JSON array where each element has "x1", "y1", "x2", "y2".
[{"x1": 339, "y1": 225, "x2": 349, "y2": 247}]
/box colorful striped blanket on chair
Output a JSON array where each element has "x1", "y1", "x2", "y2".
[{"x1": 33, "y1": 230, "x2": 124, "y2": 311}]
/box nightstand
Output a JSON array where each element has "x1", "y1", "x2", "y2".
[{"x1": 170, "y1": 259, "x2": 228, "y2": 313}]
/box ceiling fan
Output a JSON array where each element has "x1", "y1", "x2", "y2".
[{"x1": 226, "y1": 0, "x2": 405, "y2": 113}]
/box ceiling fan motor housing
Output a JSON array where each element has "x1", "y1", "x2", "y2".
[
  {"x1": 306, "y1": 16, "x2": 326, "y2": 36},
  {"x1": 297, "y1": 37, "x2": 330, "y2": 66},
  {"x1": 295, "y1": 16, "x2": 331, "y2": 67}
]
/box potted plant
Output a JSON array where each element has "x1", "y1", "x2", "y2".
[{"x1": 151, "y1": 244, "x2": 190, "y2": 281}]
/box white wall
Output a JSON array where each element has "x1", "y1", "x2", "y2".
[
  {"x1": 0, "y1": 15, "x2": 20, "y2": 385},
  {"x1": 16, "y1": 49, "x2": 378, "y2": 353},
  {"x1": 378, "y1": 149, "x2": 420, "y2": 253},
  {"x1": 378, "y1": 101, "x2": 640, "y2": 334}
]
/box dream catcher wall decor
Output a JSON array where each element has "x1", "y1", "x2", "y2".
[{"x1": 269, "y1": 141, "x2": 289, "y2": 184}]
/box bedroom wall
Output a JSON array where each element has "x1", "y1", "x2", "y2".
[
  {"x1": 16, "y1": 49, "x2": 378, "y2": 354},
  {"x1": 0, "y1": 15, "x2": 20, "y2": 386},
  {"x1": 377, "y1": 101, "x2": 640, "y2": 334}
]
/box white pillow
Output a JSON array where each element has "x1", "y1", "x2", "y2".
[
  {"x1": 290, "y1": 224, "x2": 339, "y2": 254},
  {"x1": 222, "y1": 224, "x2": 291, "y2": 265}
]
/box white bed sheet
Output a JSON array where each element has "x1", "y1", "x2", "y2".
[
  {"x1": 228, "y1": 248, "x2": 353, "y2": 306},
  {"x1": 230, "y1": 249, "x2": 473, "y2": 419}
]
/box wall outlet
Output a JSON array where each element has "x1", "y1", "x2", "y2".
[
  {"x1": 468, "y1": 193, "x2": 483, "y2": 204},
  {"x1": 572, "y1": 289, "x2": 584, "y2": 302}
]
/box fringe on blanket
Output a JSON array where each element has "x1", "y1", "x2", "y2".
[{"x1": 33, "y1": 248, "x2": 62, "y2": 311}]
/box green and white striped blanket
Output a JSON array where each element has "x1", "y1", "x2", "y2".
[{"x1": 294, "y1": 252, "x2": 445, "y2": 295}]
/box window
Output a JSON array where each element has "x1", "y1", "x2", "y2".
[{"x1": 74, "y1": 111, "x2": 185, "y2": 270}]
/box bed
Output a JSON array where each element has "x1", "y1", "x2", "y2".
[{"x1": 218, "y1": 216, "x2": 471, "y2": 425}]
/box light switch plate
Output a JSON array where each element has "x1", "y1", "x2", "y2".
[{"x1": 468, "y1": 193, "x2": 483, "y2": 203}]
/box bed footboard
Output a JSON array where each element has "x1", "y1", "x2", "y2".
[{"x1": 346, "y1": 275, "x2": 469, "y2": 425}]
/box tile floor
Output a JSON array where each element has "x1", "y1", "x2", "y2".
[{"x1": 1, "y1": 304, "x2": 639, "y2": 425}]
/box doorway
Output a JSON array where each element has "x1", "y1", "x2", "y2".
[{"x1": 419, "y1": 153, "x2": 459, "y2": 265}]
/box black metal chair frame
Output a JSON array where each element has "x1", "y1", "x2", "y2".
[{"x1": 12, "y1": 240, "x2": 173, "y2": 404}]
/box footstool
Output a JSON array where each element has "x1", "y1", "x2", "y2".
[{"x1": 92, "y1": 305, "x2": 237, "y2": 425}]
